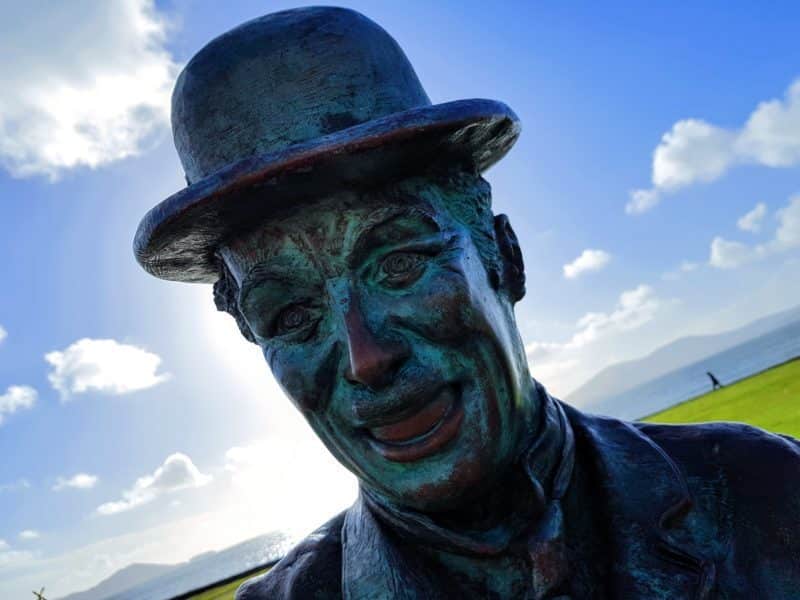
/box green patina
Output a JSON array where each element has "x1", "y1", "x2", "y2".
[{"x1": 216, "y1": 171, "x2": 536, "y2": 514}]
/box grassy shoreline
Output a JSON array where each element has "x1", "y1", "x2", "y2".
[
  {"x1": 184, "y1": 566, "x2": 271, "y2": 600},
  {"x1": 641, "y1": 356, "x2": 800, "y2": 438}
]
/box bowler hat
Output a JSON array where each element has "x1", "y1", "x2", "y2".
[{"x1": 134, "y1": 6, "x2": 520, "y2": 283}]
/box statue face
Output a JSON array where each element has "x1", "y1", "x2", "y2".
[{"x1": 220, "y1": 178, "x2": 534, "y2": 511}]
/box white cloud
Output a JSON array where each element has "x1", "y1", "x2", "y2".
[
  {"x1": 625, "y1": 188, "x2": 661, "y2": 215},
  {"x1": 571, "y1": 285, "x2": 661, "y2": 347},
  {"x1": 526, "y1": 285, "x2": 665, "y2": 397},
  {"x1": 630, "y1": 79, "x2": 800, "y2": 213},
  {"x1": 709, "y1": 237, "x2": 760, "y2": 269},
  {"x1": 19, "y1": 530, "x2": 39, "y2": 541},
  {"x1": 0, "y1": 386, "x2": 37, "y2": 426},
  {"x1": 53, "y1": 473, "x2": 99, "y2": 492},
  {"x1": 662, "y1": 261, "x2": 699, "y2": 281},
  {"x1": 0, "y1": 0, "x2": 179, "y2": 180},
  {"x1": 651, "y1": 119, "x2": 737, "y2": 190},
  {"x1": 562, "y1": 249, "x2": 611, "y2": 279},
  {"x1": 0, "y1": 539, "x2": 8, "y2": 551},
  {"x1": 97, "y1": 453, "x2": 211, "y2": 516},
  {"x1": 709, "y1": 194, "x2": 800, "y2": 269},
  {"x1": 0, "y1": 325, "x2": 6, "y2": 343},
  {"x1": 773, "y1": 195, "x2": 800, "y2": 249},
  {"x1": 45, "y1": 338, "x2": 169, "y2": 400},
  {"x1": 737, "y1": 81, "x2": 800, "y2": 167},
  {"x1": 526, "y1": 284, "x2": 662, "y2": 357},
  {"x1": 737, "y1": 202, "x2": 768, "y2": 232}
]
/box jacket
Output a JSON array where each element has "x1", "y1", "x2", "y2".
[{"x1": 237, "y1": 402, "x2": 800, "y2": 599}]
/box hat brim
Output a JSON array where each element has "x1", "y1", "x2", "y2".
[{"x1": 134, "y1": 98, "x2": 520, "y2": 283}]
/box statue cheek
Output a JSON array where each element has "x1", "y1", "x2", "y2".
[{"x1": 395, "y1": 271, "x2": 479, "y2": 342}]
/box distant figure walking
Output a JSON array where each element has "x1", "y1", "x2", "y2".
[{"x1": 707, "y1": 371, "x2": 724, "y2": 391}]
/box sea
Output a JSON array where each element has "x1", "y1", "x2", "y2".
[{"x1": 586, "y1": 320, "x2": 800, "y2": 421}]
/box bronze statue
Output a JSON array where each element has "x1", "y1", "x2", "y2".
[{"x1": 134, "y1": 7, "x2": 800, "y2": 599}]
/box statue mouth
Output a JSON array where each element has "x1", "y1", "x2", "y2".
[{"x1": 366, "y1": 384, "x2": 464, "y2": 462}]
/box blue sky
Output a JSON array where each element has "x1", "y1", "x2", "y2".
[{"x1": 1, "y1": 1, "x2": 800, "y2": 596}]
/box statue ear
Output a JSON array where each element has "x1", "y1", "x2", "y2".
[
  {"x1": 493, "y1": 214, "x2": 526, "y2": 302},
  {"x1": 213, "y1": 259, "x2": 258, "y2": 344}
]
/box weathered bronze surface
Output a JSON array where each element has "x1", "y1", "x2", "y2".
[{"x1": 135, "y1": 7, "x2": 800, "y2": 599}]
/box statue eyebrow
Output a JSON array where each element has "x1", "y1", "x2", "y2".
[
  {"x1": 348, "y1": 207, "x2": 441, "y2": 267},
  {"x1": 238, "y1": 207, "x2": 442, "y2": 300},
  {"x1": 238, "y1": 266, "x2": 297, "y2": 308}
]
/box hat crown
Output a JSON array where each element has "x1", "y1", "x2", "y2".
[{"x1": 172, "y1": 6, "x2": 431, "y2": 183}]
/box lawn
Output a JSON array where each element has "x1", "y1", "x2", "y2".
[
  {"x1": 186, "y1": 567, "x2": 271, "y2": 600},
  {"x1": 642, "y1": 357, "x2": 800, "y2": 438}
]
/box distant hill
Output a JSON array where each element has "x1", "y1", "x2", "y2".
[
  {"x1": 58, "y1": 531, "x2": 288, "y2": 600},
  {"x1": 566, "y1": 305, "x2": 800, "y2": 411},
  {"x1": 58, "y1": 563, "x2": 177, "y2": 600}
]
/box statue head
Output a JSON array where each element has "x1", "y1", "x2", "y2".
[
  {"x1": 215, "y1": 171, "x2": 535, "y2": 510},
  {"x1": 134, "y1": 7, "x2": 528, "y2": 511}
]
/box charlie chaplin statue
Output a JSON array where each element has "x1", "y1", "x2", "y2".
[{"x1": 134, "y1": 7, "x2": 800, "y2": 599}]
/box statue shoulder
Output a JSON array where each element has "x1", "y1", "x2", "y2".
[
  {"x1": 638, "y1": 420, "x2": 800, "y2": 588},
  {"x1": 638, "y1": 419, "x2": 800, "y2": 515},
  {"x1": 637, "y1": 419, "x2": 800, "y2": 474},
  {"x1": 235, "y1": 511, "x2": 346, "y2": 600}
]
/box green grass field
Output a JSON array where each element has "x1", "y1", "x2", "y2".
[
  {"x1": 186, "y1": 567, "x2": 270, "y2": 600},
  {"x1": 642, "y1": 357, "x2": 800, "y2": 438},
  {"x1": 190, "y1": 358, "x2": 800, "y2": 598}
]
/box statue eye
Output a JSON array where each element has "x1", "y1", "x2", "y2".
[
  {"x1": 380, "y1": 252, "x2": 426, "y2": 285},
  {"x1": 274, "y1": 304, "x2": 312, "y2": 336}
]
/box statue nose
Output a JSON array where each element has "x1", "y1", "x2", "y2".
[{"x1": 342, "y1": 300, "x2": 408, "y2": 390}]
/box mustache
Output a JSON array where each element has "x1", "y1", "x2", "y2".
[{"x1": 346, "y1": 365, "x2": 447, "y2": 428}]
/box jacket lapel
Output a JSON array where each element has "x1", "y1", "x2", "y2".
[
  {"x1": 342, "y1": 493, "x2": 440, "y2": 600},
  {"x1": 562, "y1": 403, "x2": 716, "y2": 599}
]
